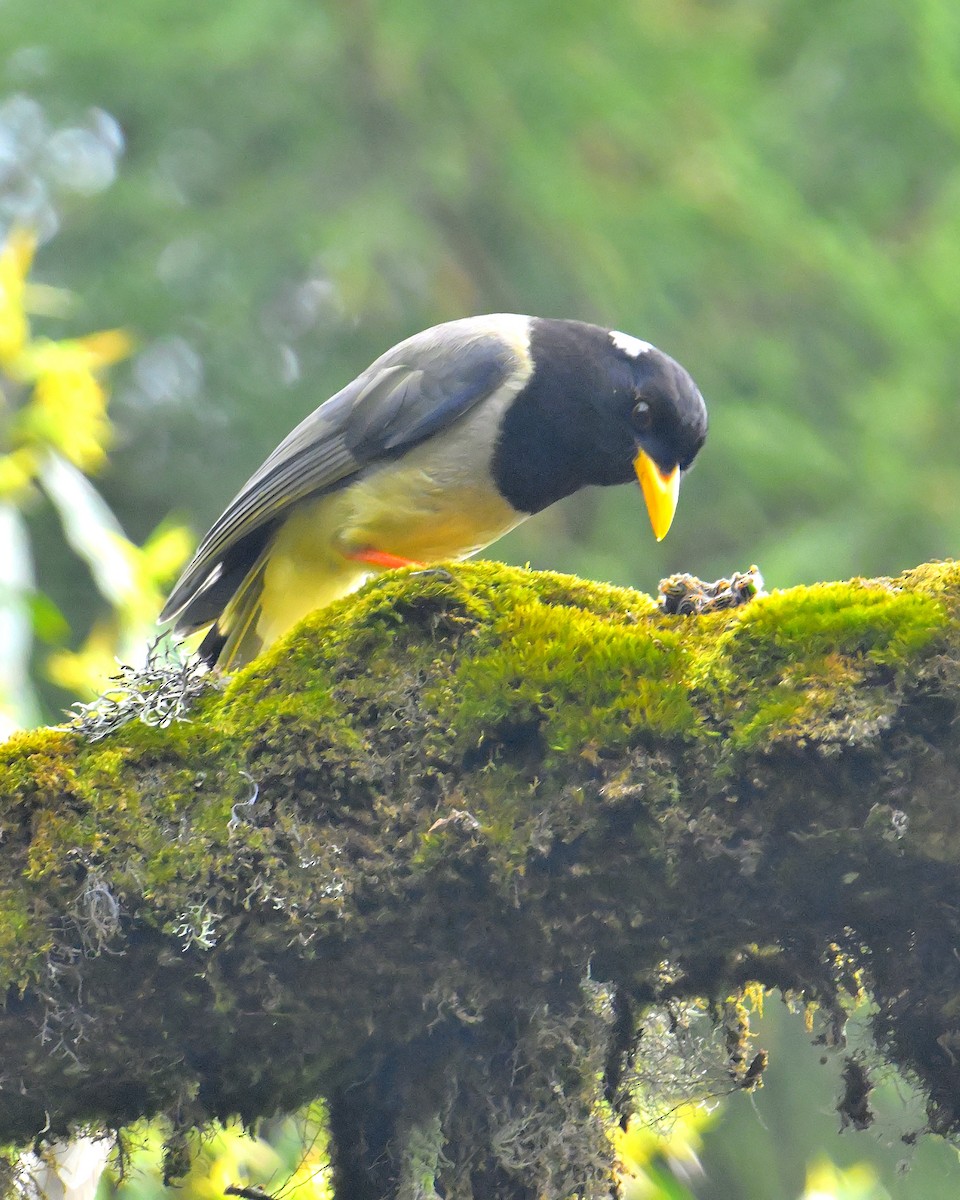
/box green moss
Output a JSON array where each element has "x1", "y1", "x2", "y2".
[
  {"x1": 898, "y1": 559, "x2": 960, "y2": 614},
  {"x1": 724, "y1": 582, "x2": 947, "y2": 670},
  {"x1": 0, "y1": 885, "x2": 51, "y2": 992},
  {"x1": 691, "y1": 578, "x2": 950, "y2": 752},
  {"x1": 729, "y1": 690, "x2": 812, "y2": 750},
  {"x1": 435, "y1": 578, "x2": 695, "y2": 746},
  {"x1": 0, "y1": 559, "x2": 953, "y2": 997},
  {"x1": 0, "y1": 729, "x2": 84, "y2": 807}
]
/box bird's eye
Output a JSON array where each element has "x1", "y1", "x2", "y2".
[{"x1": 632, "y1": 399, "x2": 652, "y2": 432}]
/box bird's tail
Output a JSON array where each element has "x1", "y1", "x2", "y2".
[{"x1": 198, "y1": 556, "x2": 270, "y2": 669}]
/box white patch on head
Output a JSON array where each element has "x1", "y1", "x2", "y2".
[{"x1": 610, "y1": 330, "x2": 654, "y2": 358}]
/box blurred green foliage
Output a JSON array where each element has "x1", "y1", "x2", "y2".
[
  {"x1": 2, "y1": 0, "x2": 960, "y2": 1196},
  {"x1": 5, "y1": 0, "x2": 960, "y2": 622}
]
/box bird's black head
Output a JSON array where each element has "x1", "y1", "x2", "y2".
[{"x1": 492, "y1": 318, "x2": 707, "y2": 539}]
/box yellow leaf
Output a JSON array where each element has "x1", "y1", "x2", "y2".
[
  {"x1": 47, "y1": 621, "x2": 119, "y2": 698},
  {"x1": 141, "y1": 523, "x2": 195, "y2": 583},
  {"x1": 0, "y1": 448, "x2": 39, "y2": 500},
  {"x1": 802, "y1": 1157, "x2": 881, "y2": 1200},
  {"x1": 614, "y1": 1103, "x2": 710, "y2": 1172},
  {"x1": 32, "y1": 368, "x2": 112, "y2": 472},
  {"x1": 0, "y1": 230, "x2": 35, "y2": 364},
  {"x1": 74, "y1": 327, "x2": 133, "y2": 367}
]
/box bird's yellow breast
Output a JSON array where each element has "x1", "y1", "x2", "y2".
[
  {"x1": 337, "y1": 460, "x2": 519, "y2": 562},
  {"x1": 254, "y1": 406, "x2": 522, "y2": 650}
]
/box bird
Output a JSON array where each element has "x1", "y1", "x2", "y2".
[{"x1": 160, "y1": 314, "x2": 708, "y2": 669}]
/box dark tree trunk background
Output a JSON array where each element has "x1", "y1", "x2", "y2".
[{"x1": 1, "y1": 559, "x2": 959, "y2": 1199}]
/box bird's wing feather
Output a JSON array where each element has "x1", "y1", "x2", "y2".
[{"x1": 160, "y1": 319, "x2": 528, "y2": 624}]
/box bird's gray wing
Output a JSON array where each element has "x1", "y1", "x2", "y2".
[{"x1": 160, "y1": 318, "x2": 529, "y2": 624}]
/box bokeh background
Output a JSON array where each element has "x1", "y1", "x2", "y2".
[{"x1": 2, "y1": 1, "x2": 959, "y2": 1197}]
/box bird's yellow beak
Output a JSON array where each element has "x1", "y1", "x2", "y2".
[{"x1": 634, "y1": 449, "x2": 680, "y2": 542}]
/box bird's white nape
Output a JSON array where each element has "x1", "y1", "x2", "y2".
[{"x1": 609, "y1": 330, "x2": 654, "y2": 358}]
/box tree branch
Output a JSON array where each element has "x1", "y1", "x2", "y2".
[{"x1": 2, "y1": 559, "x2": 959, "y2": 1199}]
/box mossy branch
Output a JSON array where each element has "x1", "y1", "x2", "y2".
[{"x1": 2, "y1": 559, "x2": 960, "y2": 1199}]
